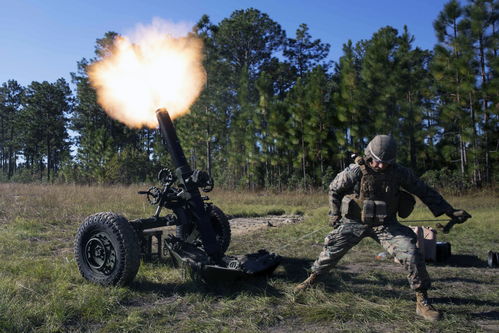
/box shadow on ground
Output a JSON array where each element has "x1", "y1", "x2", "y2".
[
  {"x1": 278, "y1": 256, "x2": 411, "y2": 297},
  {"x1": 277, "y1": 256, "x2": 314, "y2": 282},
  {"x1": 432, "y1": 296, "x2": 499, "y2": 308},
  {"x1": 471, "y1": 310, "x2": 499, "y2": 320},
  {"x1": 433, "y1": 254, "x2": 489, "y2": 268},
  {"x1": 130, "y1": 255, "x2": 496, "y2": 307},
  {"x1": 432, "y1": 276, "x2": 486, "y2": 284},
  {"x1": 130, "y1": 258, "x2": 284, "y2": 298}
]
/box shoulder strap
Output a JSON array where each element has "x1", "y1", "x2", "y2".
[{"x1": 355, "y1": 156, "x2": 369, "y2": 176}]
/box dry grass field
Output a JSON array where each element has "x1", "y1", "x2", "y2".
[{"x1": 0, "y1": 183, "x2": 497, "y2": 332}]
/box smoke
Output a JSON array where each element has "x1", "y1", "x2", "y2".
[{"x1": 88, "y1": 18, "x2": 206, "y2": 128}]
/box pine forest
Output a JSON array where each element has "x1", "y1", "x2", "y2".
[{"x1": 0, "y1": 0, "x2": 497, "y2": 192}]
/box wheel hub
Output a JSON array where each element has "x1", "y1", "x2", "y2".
[{"x1": 85, "y1": 233, "x2": 116, "y2": 275}]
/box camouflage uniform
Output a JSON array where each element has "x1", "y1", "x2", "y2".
[{"x1": 310, "y1": 161, "x2": 453, "y2": 291}]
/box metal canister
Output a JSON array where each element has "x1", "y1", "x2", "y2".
[{"x1": 436, "y1": 242, "x2": 452, "y2": 262}]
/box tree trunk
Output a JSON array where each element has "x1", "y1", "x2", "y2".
[
  {"x1": 459, "y1": 134, "x2": 465, "y2": 176},
  {"x1": 301, "y1": 135, "x2": 306, "y2": 190},
  {"x1": 469, "y1": 92, "x2": 481, "y2": 186},
  {"x1": 47, "y1": 139, "x2": 51, "y2": 182},
  {"x1": 478, "y1": 30, "x2": 489, "y2": 184},
  {"x1": 8, "y1": 126, "x2": 14, "y2": 179},
  {"x1": 8, "y1": 146, "x2": 13, "y2": 179},
  {"x1": 39, "y1": 157, "x2": 43, "y2": 181},
  {"x1": 205, "y1": 107, "x2": 212, "y2": 177},
  {"x1": 408, "y1": 91, "x2": 417, "y2": 170},
  {"x1": 1, "y1": 116, "x2": 4, "y2": 175},
  {"x1": 278, "y1": 166, "x2": 282, "y2": 192}
]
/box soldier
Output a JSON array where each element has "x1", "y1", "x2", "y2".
[{"x1": 295, "y1": 135, "x2": 471, "y2": 322}]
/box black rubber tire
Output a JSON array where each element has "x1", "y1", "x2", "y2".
[
  {"x1": 176, "y1": 204, "x2": 231, "y2": 254},
  {"x1": 74, "y1": 212, "x2": 141, "y2": 286}
]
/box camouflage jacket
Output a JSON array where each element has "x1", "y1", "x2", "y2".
[{"x1": 328, "y1": 162, "x2": 453, "y2": 220}]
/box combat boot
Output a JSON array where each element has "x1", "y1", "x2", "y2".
[
  {"x1": 416, "y1": 291, "x2": 441, "y2": 322},
  {"x1": 294, "y1": 272, "x2": 320, "y2": 292}
]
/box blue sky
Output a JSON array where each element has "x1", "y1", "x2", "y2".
[{"x1": 0, "y1": 0, "x2": 451, "y2": 88}]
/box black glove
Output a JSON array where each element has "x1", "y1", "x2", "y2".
[
  {"x1": 446, "y1": 209, "x2": 471, "y2": 224},
  {"x1": 330, "y1": 215, "x2": 341, "y2": 227}
]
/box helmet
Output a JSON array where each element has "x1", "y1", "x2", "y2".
[{"x1": 364, "y1": 135, "x2": 397, "y2": 164}]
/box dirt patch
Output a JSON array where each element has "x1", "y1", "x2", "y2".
[
  {"x1": 156, "y1": 214, "x2": 304, "y2": 237},
  {"x1": 229, "y1": 215, "x2": 304, "y2": 236}
]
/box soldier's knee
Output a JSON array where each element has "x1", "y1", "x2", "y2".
[
  {"x1": 393, "y1": 246, "x2": 420, "y2": 264},
  {"x1": 324, "y1": 226, "x2": 355, "y2": 246},
  {"x1": 398, "y1": 235, "x2": 418, "y2": 251}
]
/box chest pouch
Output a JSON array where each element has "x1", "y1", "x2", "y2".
[{"x1": 361, "y1": 200, "x2": 387, "y2": 225}]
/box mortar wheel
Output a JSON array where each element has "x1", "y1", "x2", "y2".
[
  {"x1": 176, "y1": 204, "x2": 231, "y2": 254},
  {"x1": 74, "y1": 212, "x2": 140, "y2": 286}
]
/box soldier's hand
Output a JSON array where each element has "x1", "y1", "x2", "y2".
[
  {"x1": 446, "y1": 209, "x2": 471, "y2": 224},
  {"x1": 330, "y1": 215, "x2": 341, "y2": 227}
]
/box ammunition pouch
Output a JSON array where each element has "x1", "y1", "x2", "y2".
[
  {"x1": 398, "y1": 190, "x2": 416, "y2": 218},
  {"x1": 361, "y1": 200, "x2": 387, "y2": 225},
  {"x1": 341, "y1": 195, "x2": 387, "y2": 226}
]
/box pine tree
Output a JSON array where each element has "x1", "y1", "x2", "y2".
[
  {"x1": 77, "y1": 127, "x2": 115, "y2": 183},
  {"x1": 333, "y1": 40, "x2": 365, "y2": 159},
  {"x1": 176, "y1": 15, "x2": 234, "y2": 180},
  {"x1": 20, "y1": 79, "x2": 72, "y2": 181},
  {"x1": 360, "y1": 26, "x2": 401, "y2": 137},
  {"x1": 394, "y1": 26, "x2": 433, "y2": 170},
  {"x1": 462, "y1": 0, "x2": 498, "y2": 184},
  {"x1": 432, "y1": 0, "x2": 476, "y2": 178},
  {"x1": 212, "y1": 9, "x2": 287, "y2": 188},
  {"x1": 0, "y1": 80, "x2": 23, "y2": 179},
  {"x1": 214, "y1": 8, "x2": 286, "y2": 77},
  {"x1": 284, "y1": 23, "x2": 331, "y2": 77},
  {"x1": 71, "y1": 32, "x2": 148, "y2": 183},
  {"x1": 255, "y1": 70, "x2": 295, "y2": 189},
  {"x1": 303, "y1": 66, "x2": 334, "y2": 185},
  {"x1": 285, "y1": 76, "x2": 310, "y2": 189}
]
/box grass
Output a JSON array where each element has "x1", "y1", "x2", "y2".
[{"x1": 0, "y1": 183, "x2": 497, "y2": 332}]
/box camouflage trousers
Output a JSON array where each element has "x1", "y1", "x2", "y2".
[{"x1": 311, "y1": 220, "x2": 431, "y2": 291}]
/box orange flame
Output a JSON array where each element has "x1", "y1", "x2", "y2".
[{"x1": 88, "y1": 19, "x2": 206, "y2": 128}]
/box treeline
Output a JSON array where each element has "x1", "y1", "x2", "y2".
[{"x1": 1, "y1": 0, "x2": 497, "y2": 191}]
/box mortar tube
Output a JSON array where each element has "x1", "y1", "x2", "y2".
[{"x1": 156, "y1": 108, "x2": 222, "y2": 259}]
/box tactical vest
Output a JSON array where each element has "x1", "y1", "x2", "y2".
[
  {"x1": 341, "y1": 158, "x2": 413, "y2": 225},
  {"x1": 358, "y1": 160, "x2": 399, "y2": 224}
]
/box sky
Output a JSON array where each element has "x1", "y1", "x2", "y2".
[{"x1": 0, "y1": 0, "x2": 452, "y2": 88}]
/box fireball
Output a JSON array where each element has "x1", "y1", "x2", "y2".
[{"x1": 88, "y1": 19, "x2": 206, "y2": 128}]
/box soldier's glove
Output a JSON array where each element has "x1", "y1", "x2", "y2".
[
  {"x1": 445, "y1": 209, "x2": 471, "y2": 224},
  {"x1": 329, "y1": 215, "x2": 341, "y2": 228}
]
